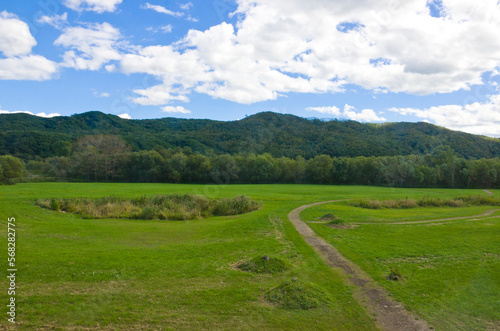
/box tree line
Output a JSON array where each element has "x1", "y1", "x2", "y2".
[{"x1": 6, "y1": 134, "x2": 496, "y2": 189}]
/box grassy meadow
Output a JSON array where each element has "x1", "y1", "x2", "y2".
[{"x1": 0, "y1": 183, "x2": 498, "y2": 330}]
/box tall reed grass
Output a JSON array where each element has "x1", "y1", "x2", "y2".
[
  {"x1": 36, "y1": 194, "x2": 261, "y2": 220},
  {"x1": 349, "y1": 195, "x2": 500, "y2": 209}
]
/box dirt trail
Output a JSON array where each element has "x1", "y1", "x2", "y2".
[
  {"x1": 288, "y1": 200, "x2": 431, "y2": 331},
  {"x1": 354, "y1": 209, "x2": 500, "y2": 225}
]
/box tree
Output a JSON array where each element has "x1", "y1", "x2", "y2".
[
  {"x1": 128, "y1": 150, "x2": 163, "y2": 182},
  {"x1": 46, "y1": 157, "x2": 70, "y2": 181},
  {"x1": 211, "y1": 154, "x2": 239, "y2": 185},
  {"x1": 101, "y1": 136, "x2": 131, "y2": 181},
  {"x1": 185, "y1": 154, "x2": 212, "y2": 183},
  {"x1": 72, "y1": 135, "x2": 130, "y2": 181},
  {"x1": 0, "y1": 155, "x2": 24, "y2": 184},
  {"x1": 306, "y1": 155, "x2": 333, "y2": 184},
  {"x1": 430, "y1": 145, "x2": 459, "y2": 187}
]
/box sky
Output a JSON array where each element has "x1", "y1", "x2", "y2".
[{"x1": 0, "y1": 0, "x2": 500, "y2": 137}]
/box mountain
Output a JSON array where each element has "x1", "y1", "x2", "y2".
[{"x1": 1, "y1": 111, "x2": 499, "y2": 160}]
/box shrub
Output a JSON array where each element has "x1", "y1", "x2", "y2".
[{"x1": 49, "y1": 198, "x2": 60, "y2": 211}]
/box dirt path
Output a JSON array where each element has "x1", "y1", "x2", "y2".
[
  {"x1": 288, "y1": 200, "x2": 431, "y2": 331},
  {"x1": 483, "y1": 189, "x2": 494, "y2": 195},
  {"x1": 354, "y1": 209, "x2": 500, "y2": 225}
]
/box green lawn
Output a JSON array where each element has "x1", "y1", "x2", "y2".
[{"x1": 0, "y1": 183, "x2": 498, "y2": 330}]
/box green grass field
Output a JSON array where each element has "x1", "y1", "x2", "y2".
[{"x1": 0, "y1": 183, "x2": 498, "y2": 330}]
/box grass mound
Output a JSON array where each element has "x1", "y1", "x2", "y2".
[
  {"x1": 320, "y1": 213, "x2": 338, "y2": 221},
  {"x1": 387, "y1": 266, "x2": 403, "y2": 281},
  {"x1": 265, "y1": 278, "x2": 331, "y2": 310},
  {"x1": 349, "y1": 195, "x2": 500, "y2": 209},
  {"x1": 36, "y1": 194, "x2": 261, "y2": 220},
  {"x1": 238, "y1": 255, "x2": 289, "y2": 274}
]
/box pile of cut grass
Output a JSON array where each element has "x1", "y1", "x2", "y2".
[
  {"x1": 238, "y1": 255, "x2": 290, "y2": 274},
  {"x1": 265, "y1": 278, "x2": 331, "y2": 310},
  {"x1": 36, "y1": 194, "x2": 260, "y2": 220},
  {"x1": 349, "y1": 195, "x2": 500, "y2": 209}
]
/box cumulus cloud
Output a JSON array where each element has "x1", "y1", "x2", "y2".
[
  {"x1": 122, "y1": 22, "x2": 342, "y2": 105},
  {"x1": 161, "y1": 106, "x2": 191, "y2": 114},
  {"x1": 118, "y1": 0, "x2": 500, "y2": 108},
  {"x1": 0, "y1": 12, "x2": 58, "y2": 81},
  {"x1": 342, "y1": 105, "x2": 386, "y2": 122},
  {"x1": 307, "y1": 104, "x2": 386, "y2": 122},
  {"x1": 117, "y1": 113, "x2": 131, "y2": 119},
  {"x1": 0, "y1": 11, "x2": 37, "y2": 57},
  {"x1": 0, "y1": 56, "x2": 59, "y2": 80},
  {"x1": 55, "y1": 22, "x2": 123, "y2": 71},
  {"x1": 36, "y1": 13, "x2": 68, "y2": 29},
  {"x1": 389, "y1": 94, "x2": 500, "y2": 137},
  {"x1": 63, "y1": 0, "x2": 123, "y2": 13},
  {"x1": 0, "y1": 109, "x2": 61, "y2": 117},
  {"x1": 141, "y1": 3, "x2": 183, "y2": 17}
]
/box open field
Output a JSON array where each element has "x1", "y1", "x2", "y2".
[{"x1": 0, "y1": 183, "x2": 499, "y2": 330}]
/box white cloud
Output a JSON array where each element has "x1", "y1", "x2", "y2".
[
  {"x1": 306, "y1": 106, "x2": 341, "y2": 116},
  {"x1": 342, "y1": 104, "x2": 386, "y2": 122},
  {"x1": 146, "y1": 25, "x2": 173, "y2": 34},
  {"x1": 94, "y1": 91, "x2": 110, "y2": 98},
  {"x1": 118, "y1": 0, "x2": 500, "y2": 106},
  {"x1": 0, "y1": 12, "x2": 58, "y2": 81},
  {"x1": 0, "y1": 11, "x2": 36, "y2": 57},
  {"x1": 141, "y1": 3, "x2": 183, "y2": 17},
  {"x1": 180, "y1": 2, "x2": 193, "y2": 10},
  {"x1": 161, "y1": 106, "x2": 191, "y2": 114},
  {"x1": 0, "y1": 55, "x2": 59, "y2": 80},
  {"x1": 63, "y1": 0, "x2": 123, "y2": 13},
  {"x1": 307, "y1": 104, "x2": 386, "y2": 122},
  {"x1": 117, "y1": 113, "x2": 131, "y2": 119},
  {"x1": 0, "y1": 109, "x2": 61, "y2": 117},
  {"x1": 55, "y1": 22, "x2": 123, "y2": 71},
  {"x1": 121, "y1": 22, "x2": 342, "y2": 105},
  {"x1": 389, "y1": 94, "x2": 500, "y2": 137},
  {"x1": 186, "y1": 16, "x2": 199, "y2": 22},
  {"x1": 36, "y1": 13, "x2": 68, "y2": 29}
]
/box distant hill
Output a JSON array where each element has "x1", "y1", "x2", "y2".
[{"x1": 1, "y1": 111, "x2": 499, "y2": 160}]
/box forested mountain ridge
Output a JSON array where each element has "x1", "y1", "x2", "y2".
[{"x1": 1, "y1": 111, "x2": 499, "y2": 160}]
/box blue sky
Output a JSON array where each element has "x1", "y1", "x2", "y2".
[{"x1": 0, "y1": 0, "x2": 499, "y2": 136}]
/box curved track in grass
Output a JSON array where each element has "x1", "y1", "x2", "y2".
[
  {"x1": 288, "y1": 200, "x2": 432, "y2": 331},
  {"x1": 353, "y1": 208, "x2": 500, "y2": 225}
]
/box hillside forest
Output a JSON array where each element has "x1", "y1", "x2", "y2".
[{"x1": 1, "y1": 112, "x2": 499, "y2": 188}]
